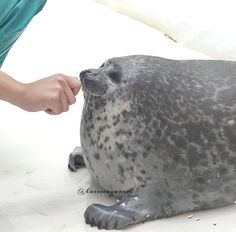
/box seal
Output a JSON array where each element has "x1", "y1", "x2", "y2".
[{"x1": 68, "y1": 55, "x2": 236, "y2": 230}]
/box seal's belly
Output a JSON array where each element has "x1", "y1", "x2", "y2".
[
  {"x1": 80, "y1": 97, "x2": 141, "y2": 191},
  {"x1": 80, "y1": 137, "x2": 130, "y2": 190}
]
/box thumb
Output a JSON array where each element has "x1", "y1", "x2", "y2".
[{"x1": 64, "y1": 76, "x2": 81, "y2": 89}]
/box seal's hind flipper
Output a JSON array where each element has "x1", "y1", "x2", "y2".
[{"x1": 68, "y1": 146, "x2": 86, "y2": 171}]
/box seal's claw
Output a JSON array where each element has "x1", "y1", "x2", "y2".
[
  {"x1": 68, "y1": 163, "x2": 75, "y2": 172},
  {"x1": 68, "y1": 146, "x2": 86, "y2": 171}
]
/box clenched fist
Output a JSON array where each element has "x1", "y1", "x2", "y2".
[{"x1": 0, "y1": 71, "x2": 81, "y2": 114}]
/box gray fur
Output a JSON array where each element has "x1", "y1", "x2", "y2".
[{"x1": 71, "y1": 55, "x2": 236, "y2": 229}]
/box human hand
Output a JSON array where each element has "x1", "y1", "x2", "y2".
[{"x1": 19, "y1": 74, "x2": 81, "y2": 114}]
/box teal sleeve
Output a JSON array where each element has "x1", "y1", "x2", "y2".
[{"x1": 0, "y1": 0, "x2": 47, "y2": 67}]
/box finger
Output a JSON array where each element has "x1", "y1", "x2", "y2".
[
  {"x1": 64, "y1": 76, "x2": 81, "y2": 89},
  {"x1": 60, "y1": 93, "x2": 69, "y2": 112},
  {"x1": 45, "y1": 109, "x2": 58, "y2": 115},
  {"x1": 58, "y1": 79, "x2": 78, "y2": 105},
  {"x1": 72, "y1": 86, "x2": 81, "y2": 96},
  {"x1": 48, "y1": 95, "x2": 63, "y2": 114}
]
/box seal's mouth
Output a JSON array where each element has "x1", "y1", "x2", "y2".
[{"x1": 80, "y1": 79, "x2": 103, "y2": 97}]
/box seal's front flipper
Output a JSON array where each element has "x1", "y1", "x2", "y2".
[
  {"x1": 84, "y1": 202, "x2": 149, "y2": 230},
  {"x1": 68, "y1": 146, "x2": 86, "y2": 171},
  {"x1": 84, "y1": 185, "x2": 175, "y2": 229}
]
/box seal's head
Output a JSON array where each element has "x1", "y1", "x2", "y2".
[
  {"x1": 80, "y1": 60, "x2": 123, "y2": 97},
  {"x1": 79, "y1": 55, "x2": 154, "y2": 99}
]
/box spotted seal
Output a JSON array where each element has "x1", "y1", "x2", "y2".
[{"x1": 68, "y1": 55, "x2": 236, "y2": 230}]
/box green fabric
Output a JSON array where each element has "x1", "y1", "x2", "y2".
[{"x1": 0, "y1": 0, "x2": 47, "y2": 67}]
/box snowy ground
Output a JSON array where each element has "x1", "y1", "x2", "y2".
[{"x1": 0, "y1": 0, "x2": 235, "y2": 232}]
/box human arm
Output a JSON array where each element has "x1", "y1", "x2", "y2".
[{"x1": 0, "y1": 71, "x2": 81, "y2": 114}]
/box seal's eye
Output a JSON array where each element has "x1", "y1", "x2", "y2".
[
  {"x1": 107, "y1": 63, "x2": 122, "y2": 84},
  {"x1": 108, "y1": 71, "x2": 121, "y2": 84}
]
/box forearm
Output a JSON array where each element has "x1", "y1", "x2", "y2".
[{"x1": 0, "y1": 70, "x2": 24, "y2": 107}]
